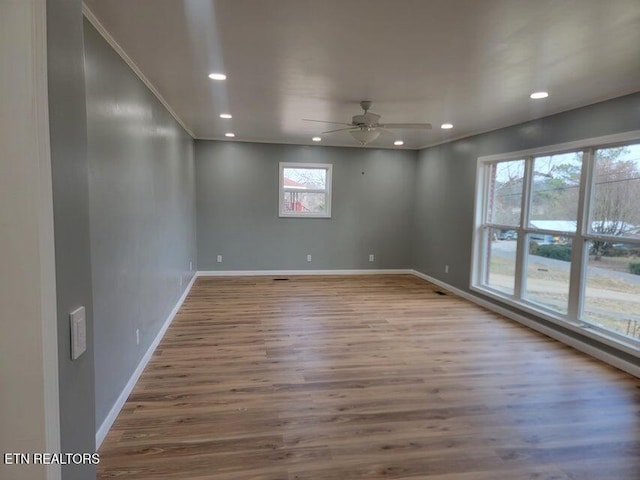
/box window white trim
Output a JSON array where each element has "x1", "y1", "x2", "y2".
[
  {"x1": 472, "y1": 130, "x2": 640, "y2": 356},
  {"x1": 279, "y1": 162, "x2": 333, "y2": 218}
]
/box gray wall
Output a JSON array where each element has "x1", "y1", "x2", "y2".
[
  {"x1": 84, "y1": 21, "x2": 197, "y2": 430},
  {"x1": 196, "y1": 141, "x2": 416, "y2": 270},
  {"x1": 47, "y1": 1, "x2": 96, "y2": 479},
  {"x1": 412, "y1": 91, "x2": 640, "y2": 289}
]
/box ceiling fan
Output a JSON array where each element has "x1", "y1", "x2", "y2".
[{"x1": 303, "y1": 101, "x2": 432, "y2": 145}]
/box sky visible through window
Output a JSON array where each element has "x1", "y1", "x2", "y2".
[
  {"x1": 492, "y1": 145, "x2": 640, "y2": 182},
  {"x1": 283, "y1": 168, "x2": 326, "y2": 190}
]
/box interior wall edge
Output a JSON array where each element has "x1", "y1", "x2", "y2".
[
  {"x1": 47, "y1": 0, "x2": 97, "y2": 478},
  {"x1": 0, "y1": 1, "x2": 62, "y2": 478},
  {"x1": 34, "y1": 0, "x2": 63, "y2": 475}
]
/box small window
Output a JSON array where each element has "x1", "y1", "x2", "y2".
[{"x1": 279, "y1": 163, "x2": 332, "y2": 218}]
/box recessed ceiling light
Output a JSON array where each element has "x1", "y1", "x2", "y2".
[
  {"x1": 225, "y1": 132, "x2": 235, "y2": 138},
  {"x1": 441, "y1": 123, "x2": 453, "y2": 129},
  {"x1": 208, "y1": 73, "x2": 227, "y2": 80},
  {"x1": 219, "y1": 113, "x2": 232, "y2": 119},
  {"x1": 312, "y1": 137, "x2": 322, "y2": 142},
  {"x1": 394, "y1": 140, "x2": 404, "y2": 146},
  {"x1": 530, "y1": 91, "x2": 549, "y2": 99}
]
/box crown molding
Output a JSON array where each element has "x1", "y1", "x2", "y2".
[{"x1": 82, "y1": 3, "x2": 196, "y2": 138}]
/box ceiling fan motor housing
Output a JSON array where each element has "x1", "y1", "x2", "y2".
[{"x1": 352, "y1": 112, "x2": 381, "y2": 127}]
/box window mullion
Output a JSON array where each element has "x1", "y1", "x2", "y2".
[
  {"x1": 483, "y1": 222, "x2": 523, "y2": 230},
  {"x1": 480, "y1": 227, "x2": 490, "y2": 286},
  {"x1": 514, "y1": 156, "x2": 533, "y2": 300},
  {"x1": 567, "y1": 148, "x2": 593, "y2": 322},
  {"x1": 480, "y1": 162, "x2": 494, "y2": 285}
]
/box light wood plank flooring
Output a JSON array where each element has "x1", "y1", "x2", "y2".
[{"x1": 98, "y1": 275, "x2": 640, "y2": 479}]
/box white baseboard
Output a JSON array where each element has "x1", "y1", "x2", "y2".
[
  {"x1": 95, "y1": 273, "x2": 197, "y2": 448},
  {"x1": 197, "y1": 269, "x2": 413, "y2": 276},
  {"x1": 410, "y1": 269, "x2": 640, "y2": 379}
]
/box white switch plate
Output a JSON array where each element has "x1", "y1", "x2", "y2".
[
  {"x1": 190, "y1": 261, "x2": 193, "y2": 271},
  {"x1": 445, "y1": 265, "x2": 449, "y2": 273},
  {"x1": 70, "y1": 306, "x2": 86, "y2": 360},
  {"x1": 369, "y1": 254, "x2": 375, "y2": 262},
  {"x1": 306, "y1": 254, "x2": 312, "y2": 262},
  {"x1": 217, "y1": 255, "x2": 223, "y2": 263},
  {"x1": 136, "y1": 328, "x2": 140, "y2": 345}
]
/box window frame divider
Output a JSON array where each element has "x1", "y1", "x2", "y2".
[
  {"x1": 567, "y1": 148, "x2": 592, "y2": 321},
  {"x1": 515, "y1": 156, "x2": 534, "y2": 299}
]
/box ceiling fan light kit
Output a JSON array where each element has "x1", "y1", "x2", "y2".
[
  {"x1": 304, "y1": 100, "x2": 432, "y2": 146},
  {"x1": 349, "y1": 128, "x2": 381, "y2": 145}
]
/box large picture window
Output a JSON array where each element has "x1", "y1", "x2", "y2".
[
  {"x1": 472, "y1": 133, "x2": 640, "y2": 351},
  {"x1": 279, "y1": 162, "x2": 332, "y2": 218}
]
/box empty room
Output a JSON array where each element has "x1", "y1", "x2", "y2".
[{"x1": 3, "y1": 1, "x2": 640, "y2": 479}]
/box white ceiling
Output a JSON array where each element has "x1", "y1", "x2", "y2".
[{"x1": 83, "y1": 0, "x2": 640, "y2": 150}]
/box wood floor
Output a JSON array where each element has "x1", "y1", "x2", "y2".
[{"x1": 97, "y1": 275, "x2": 640, "y2": 479}]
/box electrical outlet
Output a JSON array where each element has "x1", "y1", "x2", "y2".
[
  {"x1": 217, "y1": 255, "x2": 223, "y2": 263},
  {"x1": 369, "y1": 254, "x2": 375, "y2": 262},
  {"x1": 136, "y1": 328, "x2": 140, "y2": 345},
  {"x1": 445, "y1": 265, "x2": 449, "y2": 273},
  {"x1": 306, "y1": 254, "x2": 312, "y2": 262},
  {"x1": 190, "y1": 261, "x2": 193, "y2": 271}
]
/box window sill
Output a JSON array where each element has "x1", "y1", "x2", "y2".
[
  {"x1": 470, "y1": 284, "x2": 640, "y2": 359},
  {"x1": 279, "y1": 213, "x2": 331, "y2": 219}
]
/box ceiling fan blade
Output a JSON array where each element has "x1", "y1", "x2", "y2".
[
  {"x1": 322, "y1": 127, "x2": 356, "y2": 134},
  {"x1": 303, "y1": 119, "x2": 354, "y2": 126},
  {"x1": 378, "y1": 128, "x2": 396, "y2": 136},
  {"x1": 378, "y1": 123, "x2": 432, "y2": 129}
]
